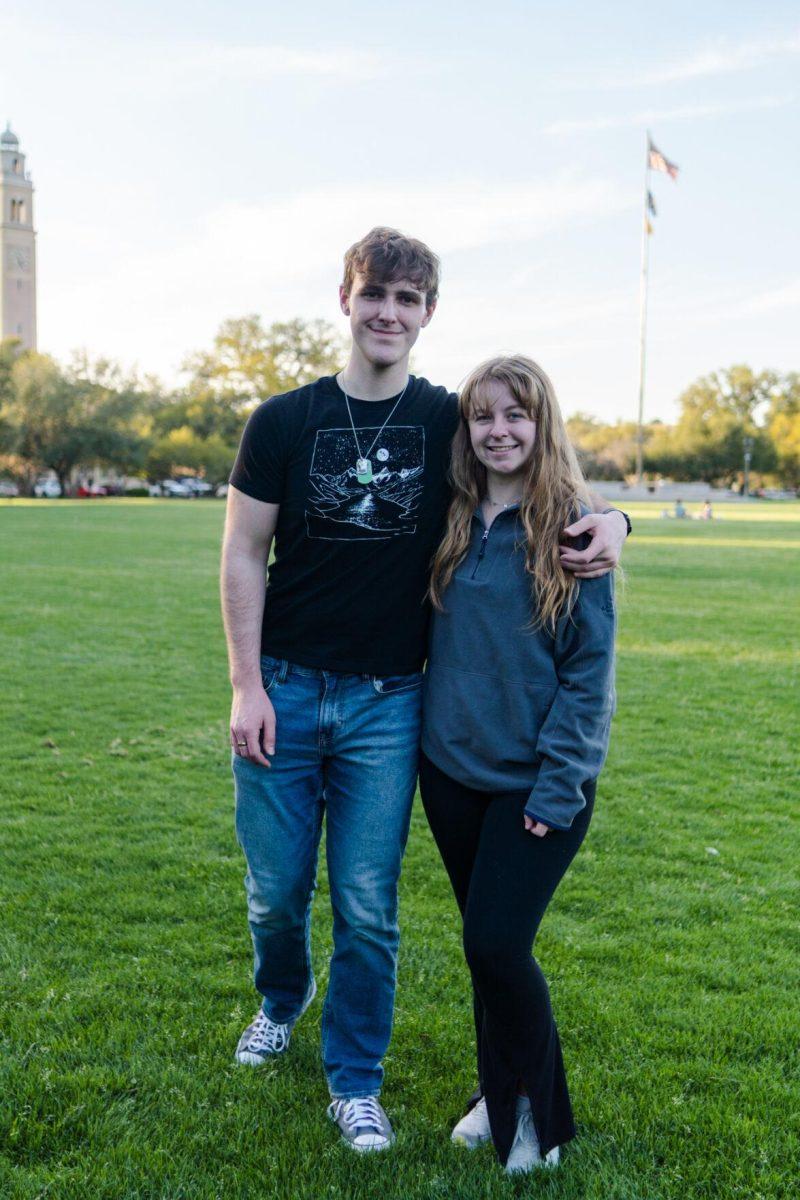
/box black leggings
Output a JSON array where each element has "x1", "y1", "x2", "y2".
[{"x1": 419, "y1": 752, "x2": 595, "y2": 1163}]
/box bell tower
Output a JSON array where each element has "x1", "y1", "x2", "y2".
[{"x1": 0, "y1": 124, "x2": 37, "y2": 351}]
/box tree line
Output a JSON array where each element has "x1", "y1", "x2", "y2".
[
  {"x1": 1, "y1": 319, "x2": 798, "y2": 494},
  {"x1": 568, "y1": 366, "x2": 799, "y2": 491}
]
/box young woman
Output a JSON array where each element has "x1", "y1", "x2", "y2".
[{"x1": 420, "y1": 355, "x2": 616, "y2": 1174}]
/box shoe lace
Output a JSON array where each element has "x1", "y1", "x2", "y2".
[
  {"x1": 341, "y1": 1096, "x2": 383, "y2": 1132},
  {"x1": 512, "y1": 1110, "x2": 536, "y2": 1150},
  {"x1": 247, "y1": 1011, "x2": 288, "y2": 1054}
]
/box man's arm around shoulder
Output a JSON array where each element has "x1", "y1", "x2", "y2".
[
  {"x1": 221, "y1": 486, "x2": 279, "y2": 768},
  {"x1": 559, "y1": 502, "x2": 630, "y2": 580}
]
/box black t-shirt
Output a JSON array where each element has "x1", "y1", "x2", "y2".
[{"x1": 229, "y1": 375, "x2": 459, "y2": 675}]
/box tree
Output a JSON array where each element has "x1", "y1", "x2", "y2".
[
  {"x1": 2, "y1": 353, "x2": 147, "y2": 495},
  {"x1": 767, "y1": 372, "x2": 800, "y2": 491},
  {"x1": 182, "y1": 315, "x2": 345, "y2": 403},
  {"x1": 151, "y1": 384, "x2": 245, "y2": 445},
  {"x1": 145, "y1": 428, "x2": 235, "y2": 485},
  {"x1": 0, "y1": 339, "x2": 29, "y2": 486},
  {"x1": 141, "y1": 314, "x2": 347, "y2": 483},
  {"x1": 0, "y1": 337, "x2": 22, "y2": 403},
  {"x1": 645, "y1": 365, "x2": 778, "y2": 486},
  {"x1": 566, "y1": 412, "x2": 644, "y2": 480}
]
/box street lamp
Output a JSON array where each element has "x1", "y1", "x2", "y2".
[{"x1": 743, "y1": 436, "x2": 754, "y2": 498}]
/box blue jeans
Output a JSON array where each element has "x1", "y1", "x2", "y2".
[{"x1": 233, "y1": 654, "x2": 422, "y2": 1099}]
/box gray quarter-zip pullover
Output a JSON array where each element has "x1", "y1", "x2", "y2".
[{"x1": 421, "y1": 506, "x2": 616, "y2": 829}]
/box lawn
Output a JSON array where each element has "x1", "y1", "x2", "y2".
[{"x1": 1, "y1": 499, "x2": 798, "y2": 1200}]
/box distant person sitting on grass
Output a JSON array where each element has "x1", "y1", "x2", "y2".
[
  {"x1": 700, "y1": 500, "x2": 713, "y2": 520},
  {"x1": 220, "y1": 227, "x2": 630, "y2": 1154},
  {"x1": 674, "y1": 498, "x2": 687, "y2": 518},
  {"x1": 420, "y1": 355, "x2": 616, "y2": 1175}
]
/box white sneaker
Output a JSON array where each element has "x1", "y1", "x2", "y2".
[
  {"x1": 234, "y1": 980, "x2": 317, "y2": 1066},
  {"x1": 327, "y1": 1096, "x2": 395, "y2": 1152},
  {"x1": 451, "y1": 1096, "x2": 491, "y2": 1148},
  {"x1": 505, "y1": 1099, "x2": 560, "y2": 1174}
]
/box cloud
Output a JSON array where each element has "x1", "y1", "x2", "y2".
[
  {"x1": 39, "y1": 174, "x2": 636, "y2": 381},
  {"x1": 640, "y1": 280, "x2": 800, "y2": 325},
  {"x1": 544, "y1": 94, "x2": 792, "y2": 136},
  {"x1": 1, "y1": 14, "x2": 386, "y2": 89},
  {"x1": 561, "y1": 29, "x2": 800, "y2": 91},
  {"x1": 147, "y1": 42, "x2": 384, "y2": 85},
  {"x1": 737, "y1": 280, "x2": 800, "y2": 315},
  {"x1": 633, "y1": 30, "x2": 800, "y2": 86}
]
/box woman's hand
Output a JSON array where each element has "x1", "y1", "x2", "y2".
[{"x1": 524, "y1": 815, "x2": 550, "y2": 838}]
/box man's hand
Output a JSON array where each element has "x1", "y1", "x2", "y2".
[
  {"x1": 230, "y1": 685, "x2": 276, "y2": 768},
  {"x1": 559, "y1": 510, "x2": 627, "y2": 579},
  {"x1": 524, "y1": 815, "x2": 550, "y2": 838}
]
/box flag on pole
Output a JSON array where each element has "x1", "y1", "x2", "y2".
[
  {"x1": 648, "y1": 138, "x2": 678, "y2": 179},
  {"x1": 647, "y1": 190, "x2": 657, "y2": 217}
]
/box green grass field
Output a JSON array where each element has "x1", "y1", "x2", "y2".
[{"x1": 1, "y1": 500, "x2": 798, "y2": 1200}]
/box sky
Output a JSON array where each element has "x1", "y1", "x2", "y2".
[{"x1": 3, "y1": 0, "x2": 798, "y2": 423}]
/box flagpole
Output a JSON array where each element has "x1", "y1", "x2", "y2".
[{"x1": 635, "y1": 133, "x2": 651, "y2": 485}]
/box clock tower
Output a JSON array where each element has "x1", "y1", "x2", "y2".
[{"x1": 0, "y1": 124, "x2": 37, "y2": 351}]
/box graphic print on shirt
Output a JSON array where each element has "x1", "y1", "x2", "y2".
[{"x1": 306, "y1": 425, "x2": 424, "y2": 540}]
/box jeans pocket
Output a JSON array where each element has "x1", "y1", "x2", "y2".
[
  {"x1": 260, "y1": 655, "x2": 282, "y2": 694},
  {"x1": 371, "y1": 672, "x2": 424, "y2": 696}
]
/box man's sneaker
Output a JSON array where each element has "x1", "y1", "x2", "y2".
[
  {"x1": 234, "y1": 980, "x2": 317, "y2": 1066},
  {"x1": 505, "y1": 1099, "x2": 559, "y2": 1174},
  {"x1": 327, "y1": 1096, "x2": 395, "y2": 1152},
  {"x1": 235, "y1": 1010, "x2": 290, "y2": 1065},
  {"x1": 451, "y1": 1096, "x2": 491, "y2": 1148}
]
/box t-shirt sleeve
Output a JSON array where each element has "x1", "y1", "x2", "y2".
[{"x1": 229, "y1": 396, "x2": 296, "y2": 504}]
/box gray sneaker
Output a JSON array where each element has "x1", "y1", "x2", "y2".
[
  {"x1": 234, "y1": 980, "x2": 316, "y2": 1066},
  {"x1": 327, "y1": 1096, "x2": 395, "y2": 1152}
]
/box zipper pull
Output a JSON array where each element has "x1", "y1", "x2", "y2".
[{"x1": 471, "y1": 529, "x2": 490, "y2": 578}]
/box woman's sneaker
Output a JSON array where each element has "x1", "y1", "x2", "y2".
[
  {"x1": 505, "y1": 1098, "x2": 559, "y2": 1174},
  {"x1": 327, "y1": 1096, "x2": 395, "y2": 1152},
  {"x1": 234, "y1": 981, "x2": 317, "y2": 1066},
  {"x1": 451, "y1": 1096, "x2": 491, "y2": 1148}
]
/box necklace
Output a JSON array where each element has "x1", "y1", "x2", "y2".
[
  {"x1": 339, "y1": 375, "x2": 409, "y2": 484},
  {"x1": 485, "y1": 497, "x2": 521, "y2": 508}
]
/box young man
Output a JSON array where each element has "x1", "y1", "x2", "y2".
[{"x1": 221, "y1": 227, "x2": 628, "y2": 1153}]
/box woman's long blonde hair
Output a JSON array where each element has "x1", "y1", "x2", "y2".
[{"x1": 429, "y1": 354, "x2": 590, "y2": 632}]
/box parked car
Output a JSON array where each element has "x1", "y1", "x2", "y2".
[
  {"x1": 215, "y1": 483, "x2": 229, "y2": 498},
  {"x1": 178, "y1": 476, "x2": 214, "y2": 496},
  {"x1": 33, "y1": 478, "x2": 62, "y2": 498},
  {"x1": 0, "y1": 480, "x2": 20, "y2": 497},
  {"x1": 76, "y1": 483, "x2": 108, "y2": 498},
  {"x1": 150, "y1": 479, "x2": 193, "y2": 497}
]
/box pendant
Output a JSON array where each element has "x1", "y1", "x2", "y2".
[{"x1": 356, "y1": 457, "x2": 373, "y2": 484}]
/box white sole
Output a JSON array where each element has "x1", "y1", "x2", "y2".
[
  {"x1": 505, "y1": 1145, "x2": 560, "y2": 1174},
  {"x1": 451, "y1": 1131, "x2": 491, "y2": 1149},
  {"x1": 235, "y1": 1050, "x2": 272, "y2": 1066},
  {"x1": 345, "y1": 1138, "x2": 394, "y2": 1153}
]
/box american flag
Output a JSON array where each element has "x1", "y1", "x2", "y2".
[{"x1": 648, "y1": 138, "x2": 679, "y2": 180}]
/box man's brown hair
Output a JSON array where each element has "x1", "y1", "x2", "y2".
[{"x1": 342, "y1": 226, "x2": 440, "y2": 307}]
